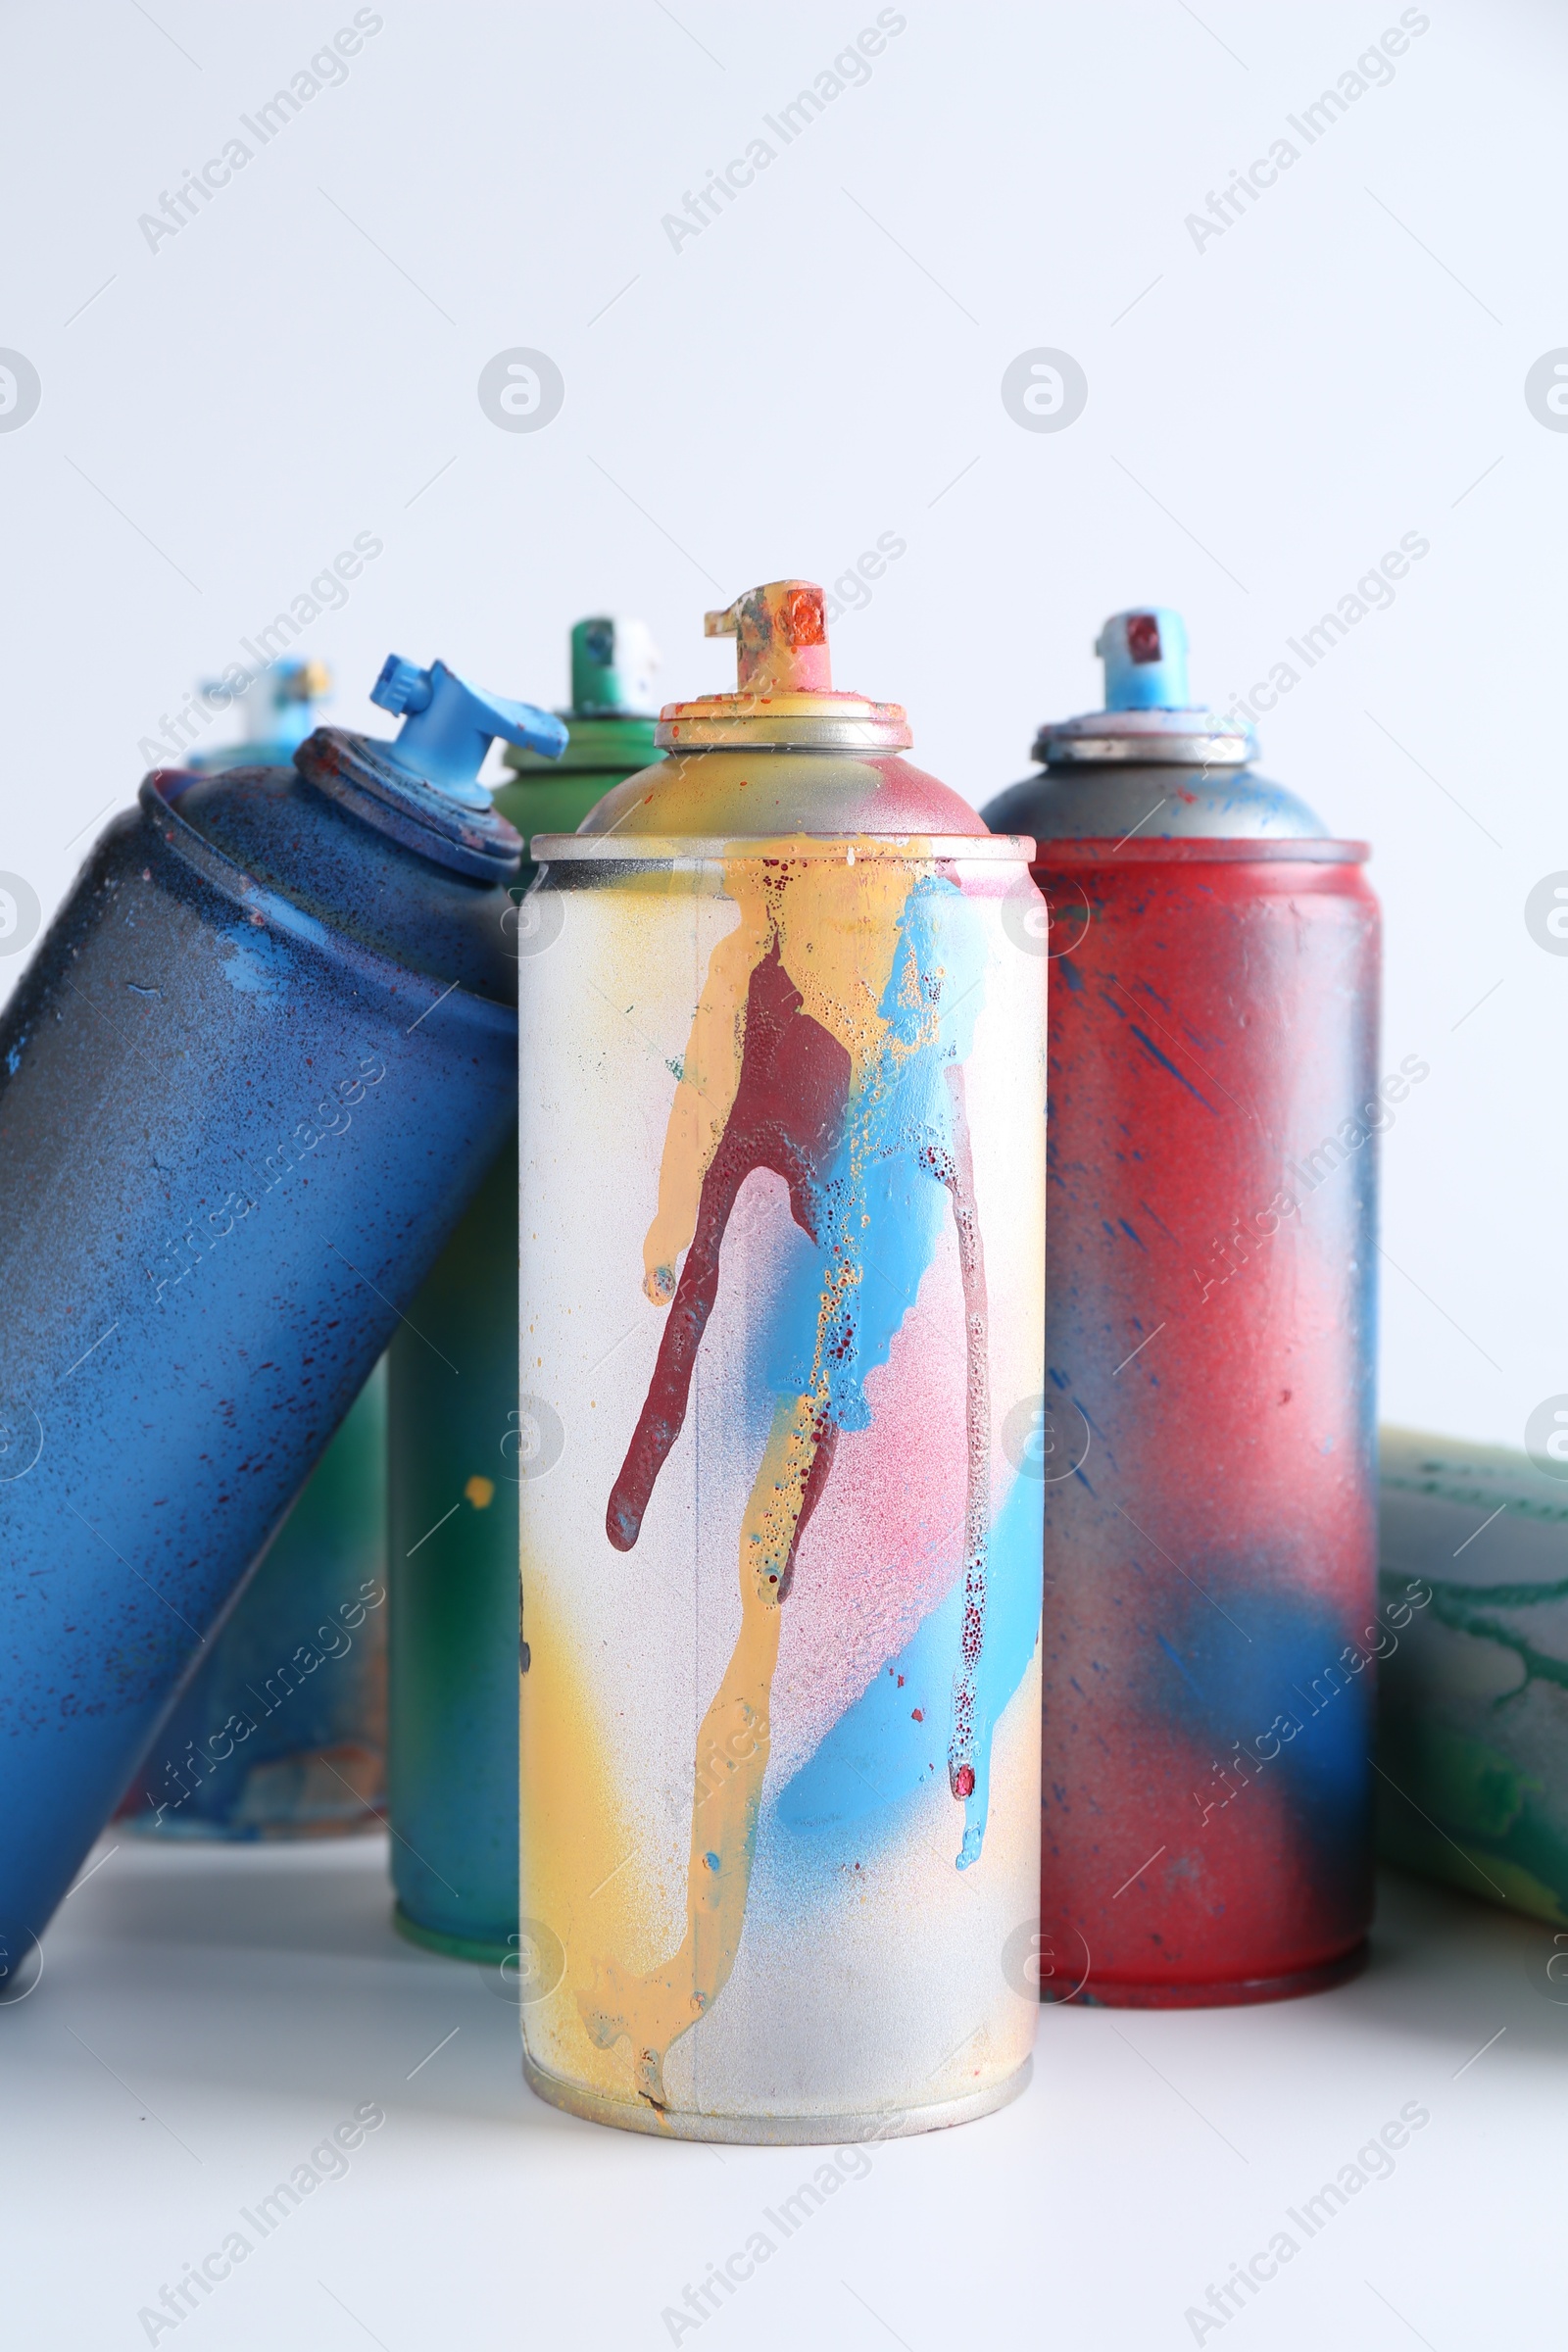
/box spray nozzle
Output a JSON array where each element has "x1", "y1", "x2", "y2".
[
  {"x1": 1094, "y1": 608, "x2": 1192, "y2": 711},
  {"x1": 196, "y1": 656, "x2": 332, "y2": 761},
  {"x1": 705, "y1": 580, "x2": 832, "y2": 696},
  {"x1": 571, "y1": 616, "x2": 660, "y2": 717},
  {"x1": 370, "y1": 656, "x2": 567, "y2": 808}
]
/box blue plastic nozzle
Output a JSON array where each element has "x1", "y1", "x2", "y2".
[
  {"x1": 195, "y1": 657, "x2": 332, "y2": 765},
  {"x1": 371, "y1": 656, "x2": 568, "y2": 809},
  {"x1": 1094, "y1": 609, "x2": 1191, "y2": 710}
]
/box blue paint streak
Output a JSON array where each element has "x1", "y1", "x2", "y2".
[
  {"x1": 767, "y1": 875, "x2": 985, "y2": 1432},
  {"x1": 774, "y1": 1468, "x2": 1043, "y2": 1864},
  {"x1": 1144, "y1": 1582, "x2": 1373, "y2": 1879},
  {"x1": 1155, "y1": 1629, "x2": 1207, "y2": 1702},
  {"x1": 1126, "y1": 1024, "x2": 1215, "y2": 1111}
]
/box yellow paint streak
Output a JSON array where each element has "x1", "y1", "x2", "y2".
[
  {"x1": 578, "y1": 845, "x2": 930, "y2": 2112},
  {"x1": 518, "y1": 1575, "x2": 647, "y2": 2100},
  {"x1": 641, "y1": 866, "x2": 773, "y2": 1302},
  {"x1": 577, "y1": 1391, "x2": 829, "y2": 2110},
  {"x1": 773, "y1": 856, "x2": 910, "y2": 1085},
  {"x1": 640, "y1": 845, "x2": 911, "y2": 1300}
]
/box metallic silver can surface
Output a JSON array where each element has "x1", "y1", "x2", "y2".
[{"x1": 517, "y1": 583, "x2": 1046, "y2": 2141}]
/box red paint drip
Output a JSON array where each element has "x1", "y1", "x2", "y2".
[
  {"x1": 606, "y1": 945, "x2": 850, "y2": 1556},
  {"x1": 940, "y1": 1063, "x2": 992, "y2": 1810}
]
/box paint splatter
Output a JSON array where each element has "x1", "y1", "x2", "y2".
[{"x1": 583, "y1": 851, "x2": 1004, "y2": 2106}]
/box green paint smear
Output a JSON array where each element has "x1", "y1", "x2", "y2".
[
  {"x1": 1378, "y1": 1566, "x2": 1568, "y2": 1698},
  {"x1": 1376, "y1": 1567, "x2": 1568, "y2": 1921}
]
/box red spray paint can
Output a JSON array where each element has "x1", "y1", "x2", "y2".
[{"x1": 983, "y1": 609, "x2": 1383, "y2": 2006}]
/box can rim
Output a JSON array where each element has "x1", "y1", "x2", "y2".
[
  {"x1": 1029, "y1": 837, "x2": 1370, "y2": 865},
  {"x1": 140, "y1": 769, "x2": 518, "y2": 1031},
  {"x1": 531, "y1": 831, "x2": 1033, "y2": 864}
]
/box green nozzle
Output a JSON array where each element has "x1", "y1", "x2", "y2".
[
  {"x1": 570, "y1": 616, "x2": 660, "y2": 718},
  {"x1": 503, "y1": 615, "x2": 664, "y2": 780}
]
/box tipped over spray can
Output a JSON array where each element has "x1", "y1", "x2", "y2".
[
  {"x1": 1377, "y1": 1427, "x2": 1568, "y2": 1926},
  {"x1": 119, "y1": 658, "x2": 394, "y2": 1840},
  {"x1": 0, "y1": 659, "x2": 564, "y2": 1968},
  {"x1": 518, "y1": 581, "x2": 1046, "y2": 2141},
  {"x1": 389, "y1": 618, "x2": 662, "y2": 1961},
  {"x1": 984, "y1": 609, "x2": 1381, "y2": 2007}
]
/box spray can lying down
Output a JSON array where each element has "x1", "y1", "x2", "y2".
[
  {"x1": 983, "y1": 609, "x2": 1382, "y2": 2007},
  {"x1": 0, "y1": 659, "x2": 564, "y2": 1968},
  {"x1": 1377, "y1": 1426, "x2": 1568, "y2": 1926},
  {"x1": 519, "y1": 581, "x2": 1046, "y2": 2141},
  {"x1": 389, "y1": 617, "x2": 662, "y2": 1960},
  {"x1": 119, "y1": 659, "x2": 393, "y2": 1840}
]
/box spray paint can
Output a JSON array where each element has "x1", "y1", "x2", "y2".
[
  {"x1": 983, "y1": 608, "x2": 1381, "y2": 2007},
  {"x1": 389, "y1": 618, "x2": 662, "y2": 1961},
  {"x1": 119, "y1": 658, "x2": 394, "y2": 1840},
  {"x1": 1377, "y1": 1426, "x2": 1568, "y2": 1927},
  {"x1": 187, "y1": 656, "x2": 335, "y2": 773},
  {"x1": 0, "y1": 659, "x2": 564, "y2": 1969},
  {"x1": 518, "y1": 581, "x2": 1046, "y2": 2141}
]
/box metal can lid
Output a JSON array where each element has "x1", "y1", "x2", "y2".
[
  {"x1": 1034, "y1": 708, "x2": 1255, "y2": 766},
  {"x1": 1034, "y1": 607, "x2": 1255, "y2": 767},
  {"x1": 531, "y1": 830, "x2": 1030, "y2": 865}
]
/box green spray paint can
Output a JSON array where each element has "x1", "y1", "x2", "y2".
[
  {"x1": 1377, "y1": 1424, "x2": 1568, "y2": 1925},
  {"x1": 389, "y1": 618, "x2": 663, "y2": 1961}
]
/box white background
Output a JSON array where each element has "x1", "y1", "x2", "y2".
[
  {"x1": 8, "y1": 1833, "x2": 1561, "y2": 2352},
  {"x1": 3, "y1": 8, "x2": 1566, "y2": 2347},
  {"x1": 0, "y1": 0, "x2": 1560, "y2": 1446}
]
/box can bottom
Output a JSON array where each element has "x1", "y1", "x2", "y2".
[
  {"x1": 392, "y1": 1902, "x2": 512, "y2": 1969},
  {"x1": 521, "y1": 2050, "x2": 1034, "y2": 2145},
  {"x1": 1044, "y1": 1937, "x2": 1369, "y2": 2010}
]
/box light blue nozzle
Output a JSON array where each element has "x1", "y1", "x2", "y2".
[
  {"x1": 1095, "y1": 608, "x2": 1191, "y2": 710},
  {"x1": 191, "y1": 657, "x2": 331, "y2": 770},
  {"x1": 371, "y1": 657, "x2": 568, "y2": 809}
]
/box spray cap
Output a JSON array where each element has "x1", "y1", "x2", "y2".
[
  {"x1": 571, "y1": 616, "x2": 661, "y2": 716},
  {"x1": 371, "y1": 656, "x2": 567, "y2": 809},
  {"x1": 191, "y1": 657, "x2": 332, "y2": 770},
  {"x1": 657, "y1": 578, "x2": 910, "y2": 751},
  {"x1": 1095, "y1": 609, "x2": 1191, "y2": 710},
  {"x1": 704, "y1": 579, "x2": 834, "y2": 694},
  {"x1": 1034, "y1": 607, "x2": 1254, "y2": 768}
]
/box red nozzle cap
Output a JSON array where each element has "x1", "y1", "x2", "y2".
[{"x1": 704, "y1": 580, "x2": 832, "y2": 695}]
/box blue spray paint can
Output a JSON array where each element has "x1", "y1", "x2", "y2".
[
  {"x1": 118, "y1": 657, "x2": 394, "y2": 1841},
  {"x1": 0, "y1": 659, "x2": 564, "y2": 1971}
]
